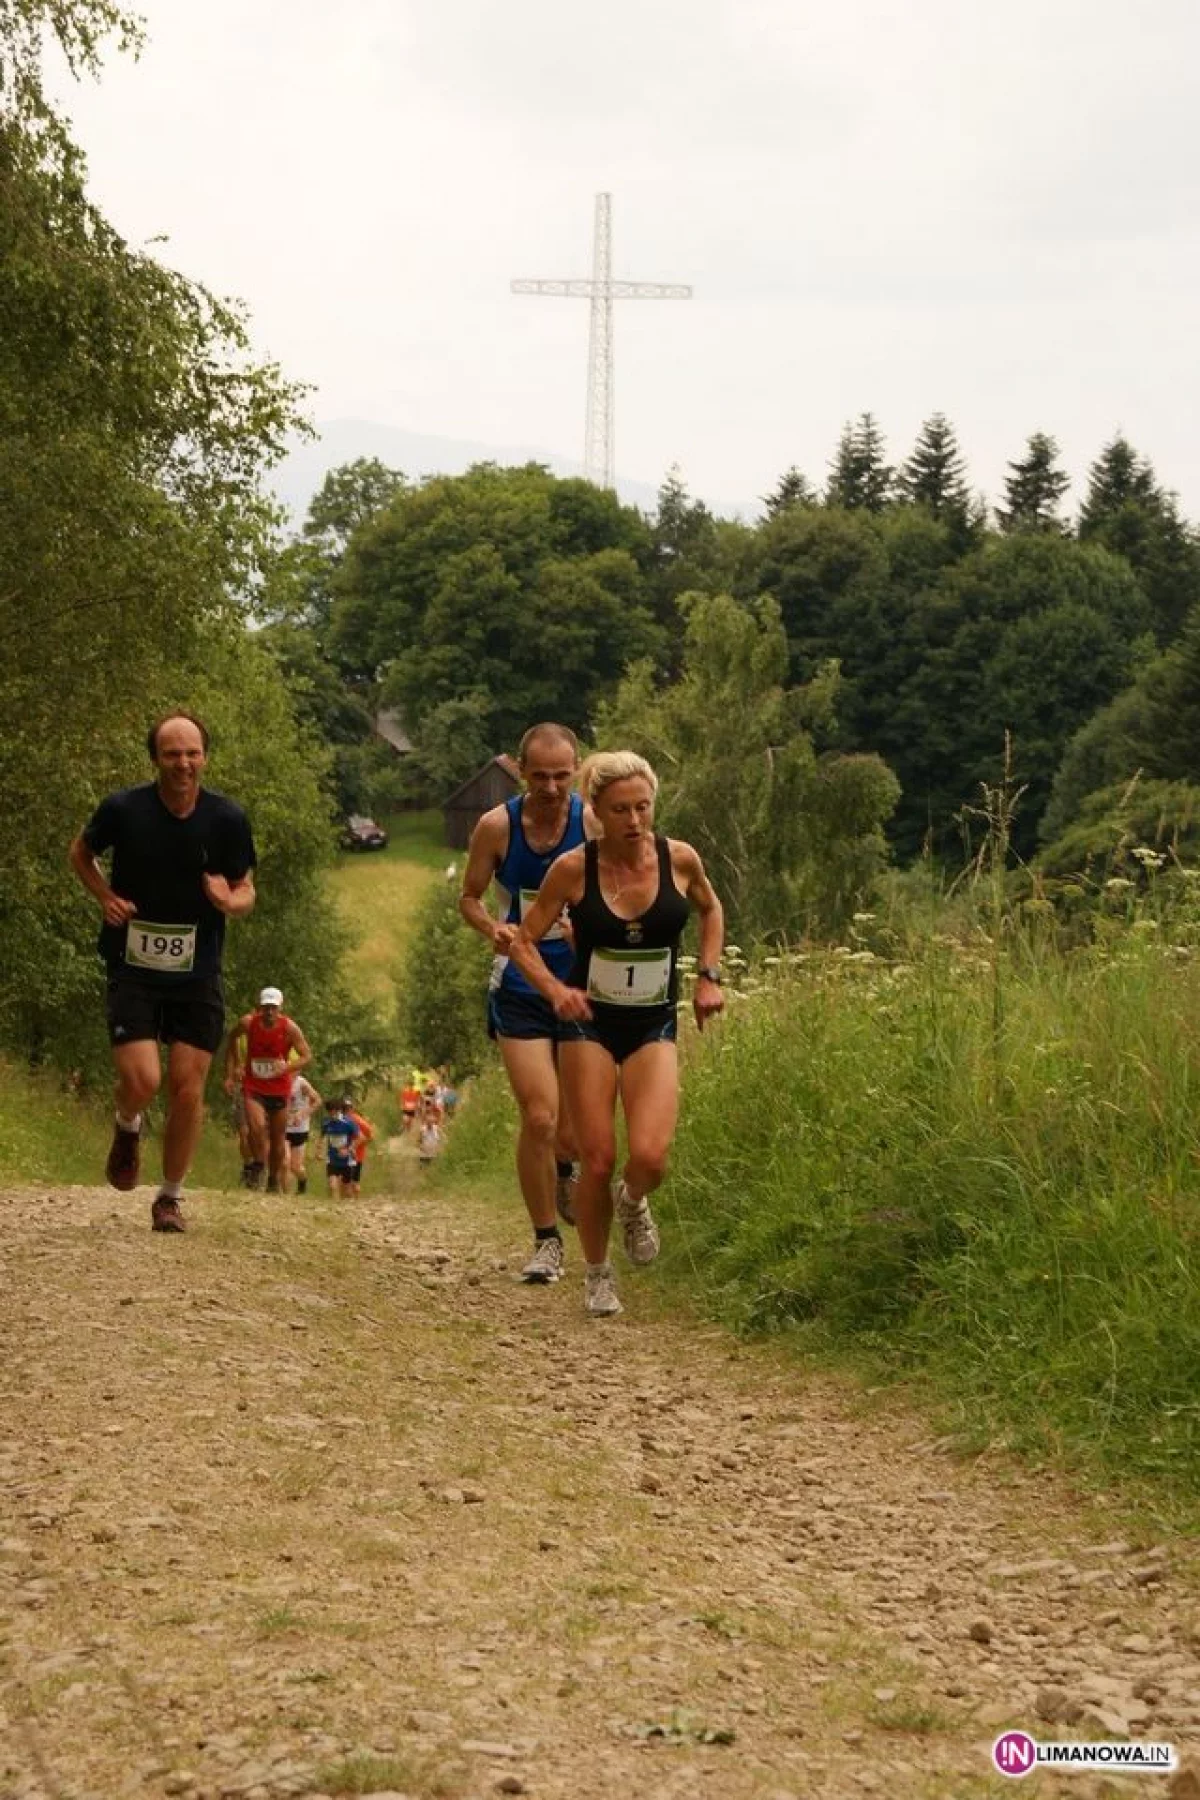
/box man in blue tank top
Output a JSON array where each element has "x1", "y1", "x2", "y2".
[{"x1": 460, "y1": 723, "x2": 589, "y2": 1284}]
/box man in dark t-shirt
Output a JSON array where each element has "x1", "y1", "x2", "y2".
[{"x1": 68, "y1": 711, "x2": 257, "y2": 1231}]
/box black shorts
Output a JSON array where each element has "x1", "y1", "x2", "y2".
[
  {"x1": 246, "y1": 1090, "x2": 288, "y2": 1116},
  {"x1": 285, "y1": 1129, "x2": 309, "y2": 1147},
  {"x1": 349, "y1": 1161, "x2": 364, "y2": 1182},
  {"x1": 487, "y1": 985, "x2": 563, "y2": 1042},
  {"x1": 327, "y1": 1158, "x2": 353, "y2": 1178},
  {"x1": 559, "y1": 1005, "x2": 678, "y2": 1065},
  {"x1": 106, "y1": 973, "x2": 225, "y2": 1055}
]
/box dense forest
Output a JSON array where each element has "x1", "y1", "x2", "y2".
[{"x1": 267, "y1": 411, "x2": 1200, "y2": 884}]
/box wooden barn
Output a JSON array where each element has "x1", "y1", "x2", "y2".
[{"x1": 442, "y1": 754, "x2": 521, "y2": 850}]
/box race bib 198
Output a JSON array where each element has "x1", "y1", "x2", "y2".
[
  {"x1": 586, "y1": 946, "x2": 671, "y2": 1007},
  {"x1": 250, "y1": 1057, "x2": 284, "y2": 1080},
  {"x1": 125, "y1": 920, "x2": 196, "y2": 974}
]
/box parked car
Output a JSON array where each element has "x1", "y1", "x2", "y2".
[{"x1": 340, "y1": 814, "x2": 389, "y2": 852}]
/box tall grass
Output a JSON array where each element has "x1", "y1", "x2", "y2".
[
  {"x1": 659, "y1": 932, "x2": 1200, "y2": 1495},
  {"x1": 438, "y1": 920, "x2": 1200, "y2": 1498}
]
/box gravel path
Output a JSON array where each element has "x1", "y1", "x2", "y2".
[{"x1": 1, "y1": 1166, "x2": 1197, "y2": 1800}]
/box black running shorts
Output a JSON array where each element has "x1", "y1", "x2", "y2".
[
  {"x1": 559, "y1": 1005, "x2": 678, "y2": 1065},
  {"x1": 106, "y1": 973, "x2": 225, "y2": 1055},
  {"x1": 246, "y1": 1091, "x2": 288, "y2": 1115}
]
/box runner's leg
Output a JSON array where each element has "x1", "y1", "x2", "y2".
[
  {"x1": 552, "y1": 1058, "x2": 578, "y2": 1165},
  {"x1": 558, "y1": 1041, "x2": 620, "y2": 1265},
  {"x1": 112, "y1": 1039, "x2": 161, "y2": 1123},
  {"x1": 244, "y1": 1094, "x2": 269, "y2": 1173},
  {"x1": 496, "y1": 1035, "x2": 561, "y2": 1231},
  {"x1": 162, "y1": 1043, "x2": 212, "y2": 1185},
  {"x1": 619, "y1": 1041, "x2": 679, "y2": 1202},
  {"x1": 266, "y1": 1108, "x2": 288, "y2": 1190}
]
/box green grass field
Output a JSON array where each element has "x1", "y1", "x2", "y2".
[{"x1": 326, "y1": 810, "x2": 448, "y2": 1017}]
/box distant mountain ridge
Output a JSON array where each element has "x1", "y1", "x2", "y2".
[{"x1": 269, "y1": 417, "x2": 740, "y2": 523}]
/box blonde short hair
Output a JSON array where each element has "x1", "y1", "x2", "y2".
[{"x1": 578, "y1": 750, "x2": 658, "y2": 806}]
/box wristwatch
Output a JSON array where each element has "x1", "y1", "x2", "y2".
[{"x1": 697, "y1": 965, "x2": 723, "y2": 983}]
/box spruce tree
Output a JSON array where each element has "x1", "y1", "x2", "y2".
[
  {"x1": 996, "y1": 432, "x2": 1070, "y2": 533},
  {"x1": 898, "y1": 413, "x2": 970, "y2": 519},
  {"x1": 1078, "y1": 435, "x2": 1200, "y2": 644},
  {"x1": 1079, "y1": 434, "x2": 1156, "y2": 523},
  {"x1": 825, "y1": 413, "x2": 892, "y2": 512},
  {"x1": 761, "y1": 465, "x2": 818, "y2": 517}
]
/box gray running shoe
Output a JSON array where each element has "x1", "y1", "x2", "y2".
[
  {"x1": 555, "y1": 1170, "x2": 578, "y2": 1227},
  {"x1": 521, "y1": 1236, "x2": 565, "y2": 1284},
  {"x1": 584, "y1": 1263, "x2": 623, "y2": 1317},
  {"x1": 615, "y1": 1180, "x2": 660, "y2": 1266}
]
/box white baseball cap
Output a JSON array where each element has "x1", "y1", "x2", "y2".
[{"x1": 259, "y1": 986, "x2": 283, "y2": 1007}]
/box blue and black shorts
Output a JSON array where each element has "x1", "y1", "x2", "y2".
[{"x1": 486, "y1": 985, "x2": 563, "y2": 1042}]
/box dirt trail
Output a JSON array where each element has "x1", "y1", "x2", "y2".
[{"x1": 2, "y1": 1164, "x2": 1198, "y2": 1800}]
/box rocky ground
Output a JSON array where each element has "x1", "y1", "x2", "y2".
[{"x1": 1, "y1": 1160, "x2": 1198, "y2": 1800}]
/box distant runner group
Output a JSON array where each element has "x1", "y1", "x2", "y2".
[{"x1": 69, "y1": 712, "x2": 725, "y2": 1314}]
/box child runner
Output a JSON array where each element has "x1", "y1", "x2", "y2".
[
  {"x1": 285, "y1": 1073, "x2": 323, "y2": 1194},
  {"x1": 321, "y1": 1098, "x2": 361, "y2": 1197}
]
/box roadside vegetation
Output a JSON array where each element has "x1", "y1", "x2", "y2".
[{"x1": 440, "y1": 843, "x2": 1200, "y2": 1508}]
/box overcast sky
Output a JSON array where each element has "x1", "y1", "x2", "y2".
[{"x1": 50, "y1": 0, "x2": 1200, "y2": 516}]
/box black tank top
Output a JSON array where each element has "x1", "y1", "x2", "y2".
[{"x1": 569, "y1": 836, "x2": 691, "y2": 1009}]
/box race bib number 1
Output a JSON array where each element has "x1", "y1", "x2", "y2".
[
  {"x1": 125, "y1": 920, "x2": 197, "y2": 974},
  {"x1": 586, "y1": 946, "x2": 672, "y2": 1007}
]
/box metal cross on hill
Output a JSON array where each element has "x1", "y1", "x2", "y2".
[{"x1": 511, "y1": 192, "x2": 692, "y2": 491}]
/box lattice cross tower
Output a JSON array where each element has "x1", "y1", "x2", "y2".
[{"x1": 512, "y1": 192, "x2": 692, "y2": 490}]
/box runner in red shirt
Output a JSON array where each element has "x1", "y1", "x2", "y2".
[{"x1": 223, "y1": 987, "x2": 312, "y2": 1192}]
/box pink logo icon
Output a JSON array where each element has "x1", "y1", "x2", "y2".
[{"x1": 993, "y1": 1732, "x2": 1037, "y2": 1778}]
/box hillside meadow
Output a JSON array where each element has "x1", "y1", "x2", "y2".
[{"x1": 440, "y1": 911, "x2": 1200, "y2": 1514}]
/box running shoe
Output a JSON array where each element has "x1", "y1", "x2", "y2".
[
  {"x1": 555, "y1": 1170, "x2": 579, "y2": 1228},
  {"x1": 150, "y1": 1194, "x2": 186, "y2": 1233},
  {"x1": 105, "y1": 1123, "x2": 141, "y2": 1192},
  {"x1": 584, "y1": 1264, "x2": 623, "y2": 1317},
  {"x1": 521, "y1": 1237, "x2": 565, "y2": 1284},
  {"x1": 615, "y1": 1180, "x2": 660, "y2": 1266}
]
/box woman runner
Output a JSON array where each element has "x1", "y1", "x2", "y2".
[{"x1": 508, "y1": 751, "x2": 724, "y2": 1316}]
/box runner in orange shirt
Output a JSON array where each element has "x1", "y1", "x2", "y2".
[{"x1": 346, "y1": 1101, "x2": 376, "y2": 1195}]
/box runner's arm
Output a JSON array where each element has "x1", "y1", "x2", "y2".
[
  {"x1": 67, "y1": 834, "x2": 136, "y2": 927},
  {"x1": 680, "y1": 844, "x2": 725, "y2": 1030},
  {"x1": 222, "y1": 1017, "x2": 250, "y2": 1091},
  {"x1": 284, "y1": 1021, "x2": 313, "y2": 1074},
  {"x1": 202, "y1": 870, "x2": 256, "y2": 917},
  {"x1": 508, "y1": 856, "x2": 592, "y2": 1020},
  {"x1": 459, "y1": 810, "x2": 512, "y2": 949}
]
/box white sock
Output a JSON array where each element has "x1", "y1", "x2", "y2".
[
  {"x1": 116, "y1": 1111, "x2": 142, "y2": 1134},
  {"x1": 585, "y1": 1261, "x2": 612, "y2": 1275},
  {"x1": 159, "y1": 1179, "x2": 183, "y2": 1200}
]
